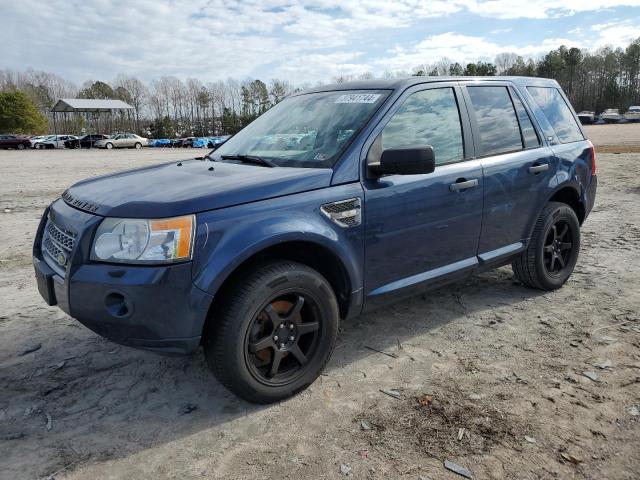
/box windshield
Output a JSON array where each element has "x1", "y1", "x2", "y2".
[{"x1": 210, "y1": 90, "x2": 389, "y2": 168}]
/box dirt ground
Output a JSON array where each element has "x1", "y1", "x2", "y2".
[{"x1": 0, "y1": 126, "x2": 639, "y2": 480}]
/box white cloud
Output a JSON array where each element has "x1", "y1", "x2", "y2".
[
  {"x1": 374, "y1": 33, "x2": 583, "y2": 71},
  {"x1": 0, "y1": 0, "x2": 639, "y2": 85}
]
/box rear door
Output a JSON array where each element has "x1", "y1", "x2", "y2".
[
  {"x1": 362, "y1": 83, "x2": 483, "y2": 306},
  {"x1": 461, "y1": 82, "x2": 557, "y2": 263}
]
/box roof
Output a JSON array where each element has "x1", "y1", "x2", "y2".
[
  {"x1": 297, "y1": 76, "x2": 559, "y2": 95},
  {"x1": 51, "y1": 98, "x2": 134, "y2": 112}
]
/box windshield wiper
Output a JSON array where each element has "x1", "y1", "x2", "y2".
[{"x1": 220, "y1": 154, "x2": 276, "y2": 168}]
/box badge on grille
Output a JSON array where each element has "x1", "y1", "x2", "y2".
[{"x1": 56, "y1": 252, "x2": 67, "y2": 266}]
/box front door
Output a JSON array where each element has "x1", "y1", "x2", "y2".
[{"x1": 362, "y1": 84, "x2": 483, "y2": 306}]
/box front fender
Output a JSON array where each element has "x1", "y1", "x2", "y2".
[{"x1": 191, "y1": 183, "x2": 365, "y2": 300}]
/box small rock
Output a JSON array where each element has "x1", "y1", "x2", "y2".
[
  {"x1": 569, "y1": 342, "x2": 579, "y2": 347},
  {"x1": 340, "y1": 463, "x2": 351, "y2": 475},
  {"x1": 524, "y1": 436, "x2": 537, "y2": 444},
  {"x1": 360, "y1": 420, "x2": 372, "y2": 431},
  {"x1": 418, "y1": 476, "x2": 433, "y2": 480},
  {"x1": 629, "y1": 406, "x2": 639, "y2": 416},
  {"x1": 444, "y1": 460, "x2": 472, "y2": 479},
  {"x1": 3, "y1": 208, "x2": 11, "y2": 213},
  {"x1": 48, "y1": 361, "x2": 66, "y2": 371},
  {"x1": 593, "y1": 359, "x2": 613, "y2": 369},
  {"x1": 582, "y1": 371, "x2": 599, "y2": 382},
  {"x1": 179, "y1": 403, "x2": 198, "y2": 415},
  {"x1": 560, "y1": 452, "x2": 582, "y2": 464},
  {"x1": 599, "y1": 336, "x2": 617, "y2": 344},
  {"x1": 457, "y1": 428, "x2": 465, "y2": 441},
  {"x1": 2, "y1": 432, "x2": 24, "y2": 441},
  {"x1": 468, "y1": 393, "x2": 482, "y2": 400},
  {"x1": 18, "y1": 343, "x2": 41, "y2": 356},
  {"x1": 45, "y1": 413, "x2": 52, "y2": 431}
]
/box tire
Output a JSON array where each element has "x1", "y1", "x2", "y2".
[
  {"x1": 512, "y1": 201, "x2": 581, "y2": 290},
  {"x1": 17, "y1": 144, "x2": 25, "y2": 150},
  {"x1": 204, "y1": 261, "x2": 339, "y2": 403},
  {"x1": 105, "y1": 142, "x2": 113, "y2": 150},
  {"x1": 134, "y1": 142, "x2": 142, "y2": 149}
]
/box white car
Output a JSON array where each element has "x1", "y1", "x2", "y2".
[
  {"x1": 34, "y1": 135, "x2": 77, "y2": 149},
  {"x1": 600, "y1": 109, "x2": 622, "y2": 124},
  {"x1": 95, "y1": 133, "x2": 148, "y2": 149},
  {"x1": 624, "y1": 106, "x2": 640, "y2": 122},
  {"x1": 29, "y1": 135, "x2": 50, "y2": 148}
]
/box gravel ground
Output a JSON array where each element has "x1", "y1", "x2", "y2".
[{"x1": 0, "y1": 137, "x2": 639, "y2": 480}]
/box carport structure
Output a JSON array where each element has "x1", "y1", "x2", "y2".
[{"x1": 50, "y1": 99, "x2": 135, "y2": 137}]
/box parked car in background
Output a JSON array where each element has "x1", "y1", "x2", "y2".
[
  {"x1": 577, "y1": 111, "x2": 595, "y2": 124},
  {"x1": 0, "y1": 134, "x2": 31, "y2": 149},
  {"x1": 624, "y1": 106, "x2": 640, "y2": 122},
  {"x1": 601, "y1": 108, "x2": 622, "y2": 123},
  {"x1": 33, "y1": 76, "x2": 597, "y2": 403},
  {"x1": 29, "y1": 136, "x2": 49, "y2": 148},
  {"x1": 170, "y1": 138, "x2": 185, "y2": 148},
  {"x1": 64, "y1": 134, "x2": 109, "y2": 149},
  {"x1": 94, "y1": 133, "x2": 148, "y2": 149},
  {"x1": 34, "y1": 135, "x2": 77, "y2": 149}
]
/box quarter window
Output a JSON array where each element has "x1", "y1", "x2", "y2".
[
  {"x1": 511, "y1": 92, "x2": 540, "y2": 149},
  {"x1": 467, "y1": 86, "x2": 522, "y2": 156},
  {"x1": 527, "y1": 87, "x2": 583, "y2": 144},
  {"x1": 380, "y1": 88, "x2": 464, "y2": 166}
]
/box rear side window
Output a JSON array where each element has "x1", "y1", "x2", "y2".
[
  {"x1": 381, "y1": 87, "x2": 464, "y2": 166},
  {"x1": 510, "y1": 92, "x2": 540, "y2": 149},
  {"x1": 527, "y1": 87, "x2": 583, "y2": 143},
  {"x1": 467, "y1": 86, "x2": 522, "y2": 156}
]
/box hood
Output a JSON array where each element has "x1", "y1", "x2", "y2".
[{"x1": 62, "y1": 159, "x2": 333, "y2": 218}]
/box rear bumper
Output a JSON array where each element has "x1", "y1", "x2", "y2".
[{"x1": 33, "y1": 202, "x2": 213, "y2": 355}]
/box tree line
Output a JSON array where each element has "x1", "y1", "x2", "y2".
[{"x1": 1, "y1": 37, "x2": 639, "y2": 136}]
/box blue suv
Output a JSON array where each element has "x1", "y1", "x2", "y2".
[{"x1": 33, "y1": 77, "x2": 597, "y2": 403}]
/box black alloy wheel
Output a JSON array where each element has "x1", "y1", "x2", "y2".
[
  {"x1": 246, "y1": 293, "x2": 321, "y2": 384},
  {"x1": 205, "y1": 261, "x2": 339, "y2": 403},
  {"x1": 512, "y1": 201, "x2": 581, "y2": 290},
  {"x1": 543, "y1": 219, "x2": 574, "y2": 275}
]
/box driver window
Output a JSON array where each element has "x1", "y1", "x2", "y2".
[{"x1": 380, "y1": 88, "x2": 464, "y2": 166}]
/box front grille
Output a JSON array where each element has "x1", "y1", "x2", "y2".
[
  {"x1": 47, "y1": 222, "x2": 75, "y2": 251},
  {"x1": 42, "y1": 219, "x2": 76, "y2": 272},
  {"x1": 321, "y1": 198, "x2": 362, "y2": 228}
]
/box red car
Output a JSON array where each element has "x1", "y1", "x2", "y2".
[{"x1": 0, "y1": 134, "x2": 31, "y2": 150}]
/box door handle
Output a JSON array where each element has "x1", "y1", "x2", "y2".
[
  {"x1": 528, "y1": 163, "x2": 549, "y2": 174},
  {"x1": 449, "y1": 178, "x2": 479, "y2": 192}
]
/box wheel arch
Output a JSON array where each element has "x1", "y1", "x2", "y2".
[
  {"x1": 199, "y1": 238, "x2": 358, "y2": 340},
  {"x1": 548, "y1": 184, "x2": 585, "y2": 224}
]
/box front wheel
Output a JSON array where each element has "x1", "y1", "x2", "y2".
[
  {"x1": 204, "y1": 261, "x2": 339, "y2": 403},
  {"x1": 134, "y1": 142, "x2": 142, "y2": 149},
  {"x1": 105, "y1": 142, "x2": 113, "y2": 150},
  {"x1": 17, "y1": 143, "x2": 25, "y2": 150},
  {"x1": 512, "y1": 202, "x2": 581, "y2": 290}
]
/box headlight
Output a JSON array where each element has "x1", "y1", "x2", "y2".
[{"x1": 91, "y1": 215, "x2": 195, "y2": 264}]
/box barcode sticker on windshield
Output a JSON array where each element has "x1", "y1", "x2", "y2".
[{"x1": 335, "y1": 94, "x2": 381, "y2": 104}]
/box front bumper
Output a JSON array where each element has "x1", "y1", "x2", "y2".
[{"x1": 33, "y1": 200, "x2": 213, "y2": 355}]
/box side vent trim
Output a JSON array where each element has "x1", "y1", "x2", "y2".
[{"x1": 320, "y1": 198, "x2": 362, "y2": 228}]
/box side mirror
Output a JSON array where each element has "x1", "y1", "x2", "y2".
[{"x1": 369, "y1": 146, "x2": 435, "y2": 176}]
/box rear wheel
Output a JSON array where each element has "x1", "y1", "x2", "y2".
[
  {"x1": 204, "y1": 261, "x2": 339, "y2": 403},
  {"x1": 512, "y1": 201, "x2": 580, "y2": 290}
]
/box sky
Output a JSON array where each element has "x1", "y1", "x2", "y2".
[{"x1": 2, "y1": 0, "x2": 640, "y2": 85}]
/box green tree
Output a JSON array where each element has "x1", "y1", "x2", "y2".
[
  {"x1": 0, "y1": 91, "x2": 48, "y2": 134},
  {"x1": 79, "y1": 81, "x2": 114, "y2": 99},
  {"x1": 149, "y1": 116, "x2": 173, "y2": 138}
]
